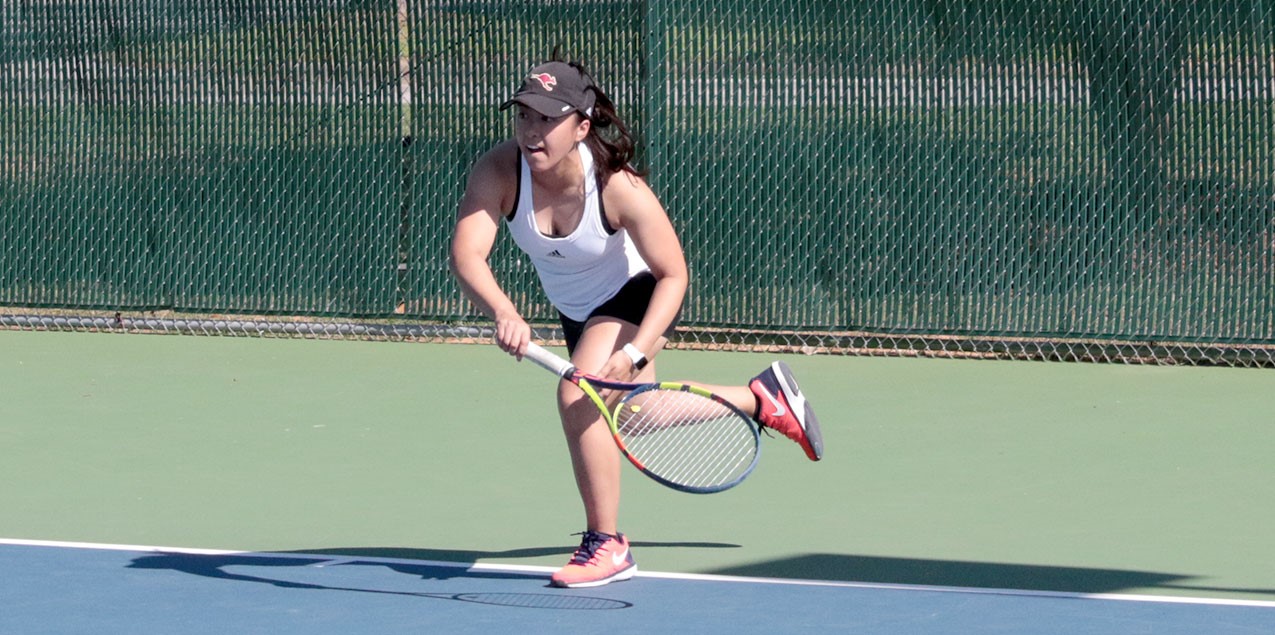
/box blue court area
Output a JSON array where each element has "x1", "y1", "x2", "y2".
[{"x1": 4, "y1": 540, "x2": 1273, "y2": 634}]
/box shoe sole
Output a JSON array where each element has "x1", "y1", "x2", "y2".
[
  {"x1": 773, "y1": 362, "x2": 824, "y2": 460},
  {"x1": 550, "y1": 564, "x2": 637, "y2": 589}
]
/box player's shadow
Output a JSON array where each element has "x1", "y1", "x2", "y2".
[
  {"x1": 708, "y1": 554, "x2": 1275, "y2": 598},
  {"x1": 126, "y1": 550, "x2": 634, "y2": 610},
  {"x1": 126, "y1": 541, "x2": 738, "y2": 610}
]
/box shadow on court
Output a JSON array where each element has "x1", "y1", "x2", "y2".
[
  {"x1": 7, "y1": 542, "x2": 1272, "y2": 634},
  {"x1": 129, "y1": 546, "x2": 1275, "y2": 602},
  {"x1": 709, "y1": 554, "x2": 1275, "y2": 598},
  {"x1": 127, "y1": 552, "x2": 633, "y2": 610},
  {"x1": 122, "y1": 540, "x2": 744, "y2": 612}
]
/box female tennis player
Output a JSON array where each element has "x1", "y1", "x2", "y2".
[{"x1": 449, "y1": 58, "x2": 823, "y2": 589}]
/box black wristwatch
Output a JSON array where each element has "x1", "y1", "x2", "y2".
[{"x1": 622, "y1": 343, "x2": 648, "y2": 370}]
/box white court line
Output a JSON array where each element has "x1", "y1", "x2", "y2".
[{"x1": 4, "y1": 538, "x2": 1274, "y2": 610}]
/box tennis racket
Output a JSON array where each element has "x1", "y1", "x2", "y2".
[{"x1": 519, "y1": 342, "x2": 760, "y2": 494}]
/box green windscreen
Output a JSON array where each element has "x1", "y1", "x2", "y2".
[{"x1": 2, "y1": 2, "x2": 1273, "y2": 365}]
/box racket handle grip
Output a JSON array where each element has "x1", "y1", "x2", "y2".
[{"x1": 522, "y1": 342, "x2": 575, "y2": 379}]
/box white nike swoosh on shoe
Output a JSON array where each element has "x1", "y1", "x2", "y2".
[
  {"x1": 775, "y1": 366, "x2": 807, "y2": 412},
  {"x1": 760, "y1": 388, "x2": 787, "y2": 419},
  {"x1": 611, "y1": 546, "x2": 630, "y2": 567},
  {"x1": 782, "y1": 390, "x2": 806, "y2": 420}
]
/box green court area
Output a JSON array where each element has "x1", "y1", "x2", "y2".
[{"x1": 2, "y1": 329, "x2": 1272, "y2": 602}]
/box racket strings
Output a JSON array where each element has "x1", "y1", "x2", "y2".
[{"x1": 615, "y1": 388, "x2": 758, "y2": 489}]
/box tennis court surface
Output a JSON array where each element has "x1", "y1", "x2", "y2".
[
  {"x1": 4, "y1": 540, "x2": 1274, "y2": 634},
  {"x1": 3, "y1": 330, "x2": 1274, "y2": 633}
]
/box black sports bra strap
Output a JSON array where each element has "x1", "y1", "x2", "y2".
[{"x1": 505, "y1": 150, "x2": 521, "y2": 221}]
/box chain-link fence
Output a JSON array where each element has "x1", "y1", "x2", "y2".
[{"x1": 3, "y1": 1, "x2": 1273, "y2": 365}]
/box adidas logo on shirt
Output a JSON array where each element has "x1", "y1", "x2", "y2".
[{"x1": 546, "y1": 249, "x2": 566, "y2": 259}]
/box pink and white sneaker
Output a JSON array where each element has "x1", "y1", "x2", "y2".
[{"x1": 549, "y1": 530, "x2": 637, "y2": 588}]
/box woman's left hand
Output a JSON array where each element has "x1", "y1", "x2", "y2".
[{"x1": 597, "y1": 348, "x2": 642, "y2": 384}]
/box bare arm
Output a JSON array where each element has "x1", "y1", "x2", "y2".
[
  {"x1": 600, "y1": 171, "x2": 689, "y2": 370},
  {"x1": 448, "y1": 142, "x2": 530, "y2": 357}
]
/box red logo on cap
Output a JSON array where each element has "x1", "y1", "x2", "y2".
[{"x1": 530, "y1": 73, "x2": 557, "y2": 92}]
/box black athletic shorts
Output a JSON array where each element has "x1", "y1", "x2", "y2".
[{"x1": 558, "y1": 271, "x2": 680, "y2": 354}]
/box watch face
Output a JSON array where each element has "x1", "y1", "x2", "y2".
[{"x1": 623, "y1": 344, "x2": 647, "y2": 370}]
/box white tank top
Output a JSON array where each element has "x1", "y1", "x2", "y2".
[{"x1": 505, "y1": 144, "x2": 649, "y2": 321}]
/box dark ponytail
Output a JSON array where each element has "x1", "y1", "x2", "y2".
[{"x1": 556, "y1": 57, "x2": 646, "y2": 188}]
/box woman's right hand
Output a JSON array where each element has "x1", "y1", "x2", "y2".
[{"x1": 493, "y1": 312, "x2": 532, "y2": 359}]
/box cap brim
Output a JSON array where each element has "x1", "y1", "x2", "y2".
[{"x1": 499, "y1": 94, "x2": 578, "y2": 117}]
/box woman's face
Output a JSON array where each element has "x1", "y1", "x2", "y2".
[{"x1": 514, "y1": 105, "x2": 590, "y2": 172}]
